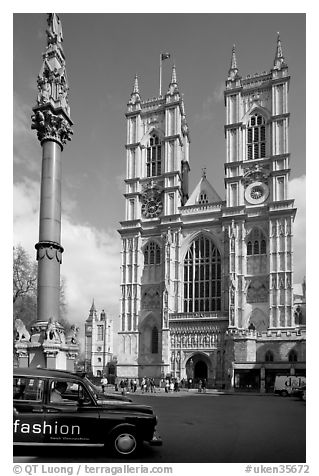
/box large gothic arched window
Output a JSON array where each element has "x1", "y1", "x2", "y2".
[
  {"x1": 247, "y1": 114, "x2": 266, "y2": 160},
  {"x1": 183, "y1": 236, "x2": 221, "y2": 312},
  {"x1": 146, "y1": 134, "x2": 162, "y2": 177}
]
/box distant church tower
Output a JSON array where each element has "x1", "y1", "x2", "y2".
[
  {"x1": 117, "y1": 37, "x2": 304, "y2": 391},
  {"x1": 85, "y1": 301, "x2": 113, "y2": 377}
]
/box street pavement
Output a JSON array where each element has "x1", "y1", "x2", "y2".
[{"x1": 14, "y1": 393, "x2": 306, "y2": 463}]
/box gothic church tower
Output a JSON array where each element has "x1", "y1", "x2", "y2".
[
  {"x1": 224, "y1": 35, "x2": 296, "y2": 332},
  {"x1": 117, "y1": 66, "x2": 190, "y2": 378}
]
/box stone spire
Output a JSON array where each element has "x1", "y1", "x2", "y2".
[
  {"x1": 87, "y1": 299, "x2": 97, "y2": 322},
  {"x1": 228, "y1": 44, "x2": 239, "y2": 80},
  {"x1": 128, "y1": 74, "x2": 141, "y2": 105},
  {"x1": 133, "y1": 74, "x2": 139, "y2": 94},
  {"x1": 167, "y1": 64, "x2": 179, "y2": 94},
  {"x1": 31, "y1": 13, "x2": 73, "y2": 148},
  {"x1": 171, "y1": 64, "x2": 177, "y2": 85},
  {"x1": 273, "y1": 32, "x2": 287, "y2": 70}
]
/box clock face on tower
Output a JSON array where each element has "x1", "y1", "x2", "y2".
[
  {"x1": 141, "y1": 195, "x2": 163, "y2": 218},
  {"x1": 141, "y1": 186, "x2": 163, "y2": 218},
  {"x1": 245, "y1": 181, "x2": 269, "y2": 205}
]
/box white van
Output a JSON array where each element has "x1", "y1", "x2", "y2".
[{"x1": 274, "y1": 375, "x2": 306, "y2": 397}]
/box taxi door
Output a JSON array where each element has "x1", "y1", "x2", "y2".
[
  {"x1": 13, "y1": 377, "x2": 45, "y2": 444},
  {"x1": 42, "y1": 379, "x2": 101, "y2": 446}
]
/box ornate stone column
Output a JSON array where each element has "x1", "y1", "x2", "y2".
[{"x1": 31, "y1": 14, "x2": 73, "y2": 323}]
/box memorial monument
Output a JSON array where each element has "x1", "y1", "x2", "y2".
[{"x1": 15, "y1": 13, "x2": 79, "y2": 370}]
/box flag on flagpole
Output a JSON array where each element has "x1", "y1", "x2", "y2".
[{"x1": 161, "y1": 52, "x2": 171, "y2": 61}]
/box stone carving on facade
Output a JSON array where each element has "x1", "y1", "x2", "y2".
[
  {"x1": 243, "y1": 163, "x2": 270, "y2": 186},
  {"x1": 278, "y1": 219, "x2": 285, "y2": 236},
  {"x1": 66, "y1": 325, "x2": 80, "y2": 344},
  {"x1": 31, "y1": 109, "x2": 73, "y2": 147},
  {"x1": 246, "y1": 278, "x2": 268, "y2": 303},
  {"x1": 141, "y1": 287, "x2": 161, "y2": 309},
  {"x1": 294, "y1": 305, "x2": 303, "y2": 325},
  {"x1": 15, "y1": 319, "x2": 31, "y2": 342},
  {"x1": 46, "y1": 13, "x2": 64, "y2": 46},
  {"x1": 45, "y1": 318, "x2": 62, "y2": 343}
]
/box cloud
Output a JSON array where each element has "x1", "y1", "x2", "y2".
[
  {"x1": 194, "y1": 95, "x2": 216, "y2": 124},
  {"x1": 13, "y1": 93, "x2": 39, "y2": 174},
  {"x1": 289, "y1": 175, "x2": 306, "y2": 284},
  {"x1": 213, "y1": 83, "x2": 225, "y2": 103},
  {"x1": 13, "y1": 179, "x2": 121, "y2": 338},
  {"x1": 193, "y1": 84, "x2": 224, "y2": 124}
]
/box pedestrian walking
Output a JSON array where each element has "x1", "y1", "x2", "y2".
[
  {"x1": 202, "y1": 378, "x2": 207, "y2": 393},
  {"x1": 198, "y1": 379, "x2": 202, "y2": 393},
  {"x1": 101, "y1": 375, "x2": 108, "y2": 393}
]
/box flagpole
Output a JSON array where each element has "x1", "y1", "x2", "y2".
[{"x1": 159, "y1": 53, "x2": 162, "y2": 96}]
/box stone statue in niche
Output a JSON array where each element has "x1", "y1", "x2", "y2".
[{"x1": 294, "y1": 305, "x2": 303, "y2": 325}]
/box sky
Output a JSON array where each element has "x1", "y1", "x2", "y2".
[{"x1": 12, "y1": 11, "x2": 306, "y2": 348}]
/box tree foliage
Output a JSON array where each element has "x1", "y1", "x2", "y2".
[
  {"x1": 13, "y1": 245, "x2": 70, "y2": 331},
  {"x1": 13, "y1": 245, "x2": 37, "y2": 304}
]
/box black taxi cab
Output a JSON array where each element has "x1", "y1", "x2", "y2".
[{"x1": 13, "y1": 367, "x2": 162, "y2": 457}]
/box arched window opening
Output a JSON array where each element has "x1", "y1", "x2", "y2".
[
  {"x1": 198, "y1": 192, "x2": 208, "y2": 204},
  {"x1": 247, "y1": 114, "x2": 266, "y2": 160},
  {"x1": 247, "y1": 228, "x2": 267, "y2": 256},
  {"x1": 183, "y1": 235, "x2": 221, "y2": 312},
  {"x1": 260, "y1": 239, "x2": 266, "y2": 254},
  {"x1": 265, "y1": 350, "x2": 274, "y2": 362},
  {"x1": 146, "y1": 134, "x2": 162, "y2": 177},
  {"x1": 151, "y1": 326, "x2": 159, "y2": 354},
  {"x1": 144, "y1": 242, "x2": 161, "y2": 265},
  {"x1": 288, "y1": 350, "x2": 298, "y2": 362}
]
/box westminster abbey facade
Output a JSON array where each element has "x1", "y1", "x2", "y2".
[{"x1": 117, "y1": 35, "x2": 306, "y2": 391}]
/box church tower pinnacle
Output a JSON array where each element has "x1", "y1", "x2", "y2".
[
  {"x1": 228, "y1": 44, "x2": 240, "y2": 80},
  {"x1": 273, "y1": 32, "x2": 287, "y2": 70}
]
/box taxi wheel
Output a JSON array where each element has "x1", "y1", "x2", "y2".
[{"x1": 109, "y1": 426, "x2": 139, "y2": 457}]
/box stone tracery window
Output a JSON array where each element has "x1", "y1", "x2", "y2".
[
  {"x1": 146, "y1": 134, "x2": 162, "y2": 177},
  {"x1": 247, "y1": 228, "x2": 267, "y2": 256},
  {"x1": 144, "y1": 241, "x2": 161, "y2": 265},
  {"x1": 247, "y1": 113, "x2": 266, "y2": 160},
  {"x1": 183, "y1": 235, "x2": 221, "y2": 312}
]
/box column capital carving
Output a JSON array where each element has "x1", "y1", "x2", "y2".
[{"x1": 31, "y1": 107, "x2": 73, "y2": 149}]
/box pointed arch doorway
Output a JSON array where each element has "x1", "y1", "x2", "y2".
[
  {"x1": 194, "y1": 360, "x2": 208, "y2": 380},
  {"x1": 186, "y1": 354, "x2": 209, "y2": 383}
]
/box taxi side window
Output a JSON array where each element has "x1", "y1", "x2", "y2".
[
  {"x1": 13, "y1": 377, "x2": 44, "y2": 401},
  {"x1": 49, "y1": 380, "x2": 93, "y2": 405}
]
